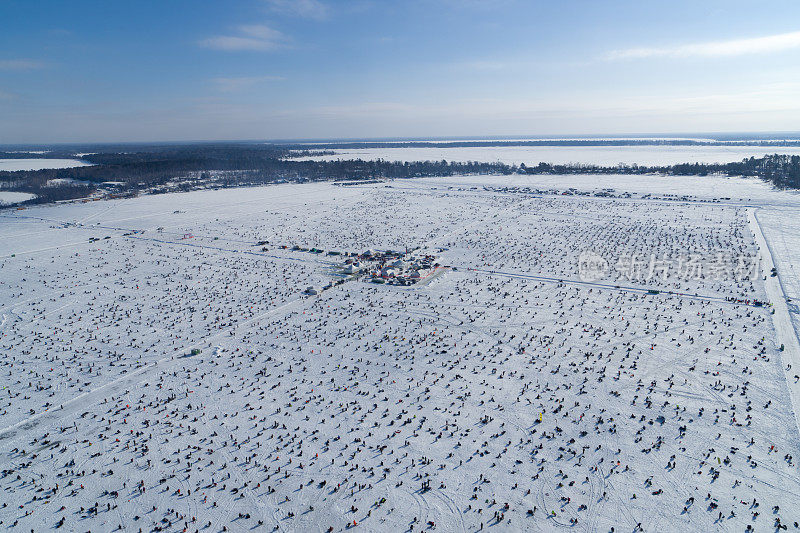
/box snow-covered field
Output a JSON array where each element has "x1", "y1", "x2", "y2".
[
  {"x1": 0, "y1": 191, "x2": 35, "y2": 206},
  {"x1": 293, "y1": 145, "x2": 800, "y2": 166},
  {"x1": 0, "y1": 158, "x2": 91, "y2": 171},
  {"x1": 1, "y1": 174, "x2": 800, "y2": 532}
]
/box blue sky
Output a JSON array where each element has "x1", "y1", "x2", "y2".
[{"x1": 2, "y1": 0, "x2": 800, "y2": 143}]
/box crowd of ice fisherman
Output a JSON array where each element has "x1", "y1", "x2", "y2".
[{"x1": 1, "y1": 191, "x2": 798, "y2": 532}]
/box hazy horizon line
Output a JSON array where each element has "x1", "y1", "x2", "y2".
[{"x1": 4, "y1": 131, "x2": 800, "y2": 148}]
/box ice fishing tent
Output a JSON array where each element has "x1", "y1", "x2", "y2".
[{"x1": 343, "y1": 264, "x2": 360, "y2": 274}]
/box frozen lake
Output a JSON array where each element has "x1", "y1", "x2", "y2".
[
  {"x1": 0, "y1": 158, "x2": 91, "y2": 171},
  {"x1": 3, "y1": 173, "x2": 800, "y2": 532},
  {"x1": 293, "y1": 144, "x2": 800, "y2": 166}
]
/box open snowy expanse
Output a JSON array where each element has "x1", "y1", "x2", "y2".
[
  {"x1": 292, "y1": 145, "x2": 800, "y2": 166},
  {"x1": 0, "y1": 192, "x2": 36, "y2": 206},
  {"x1": 0, "y1": 159, "x2": 91, "y2": 172},
  {"x1": 1, "y1": 174, "x2": 800, "y2": 532}
]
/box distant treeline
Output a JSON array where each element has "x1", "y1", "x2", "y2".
[
  {"x1": 5, "y1": 138, "x2": 800, "y2": 160},
  {"x1": 2, "y1": 143, "x2": 800, "y2": 208}
]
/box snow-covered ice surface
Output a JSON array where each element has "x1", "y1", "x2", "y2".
[
  {"x1": 293, "y1": 145, "x2": 800, "y2": 166},
  {"x1": 0, "y1": 158, "x2": 91, "y2": 171},
  {"x1": 2, "y1": 176, "x2": 800, "y2": 532},
  {"x1": 402, "y1": 172, "x2": 798, "y2": 203},
  {"x1": 0, "y1": 191, "x2": 35, "y2": 205}
]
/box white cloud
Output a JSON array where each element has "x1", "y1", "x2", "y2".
[
  {"x1": 264, "y1": 0, "x2": 328, "y2": 20},
  {"x1": 607, "y1": 30, "x2": 800, "y2": 60},
  {"x1": 0, "y1": 59, "x2": 45, "y2": 70},
  {"x1": 210, "y1": 75, "x2": 285, "y2": 92},
  {"x1": 200, "y1": 25, "x2": 287, "y2": 51}
]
